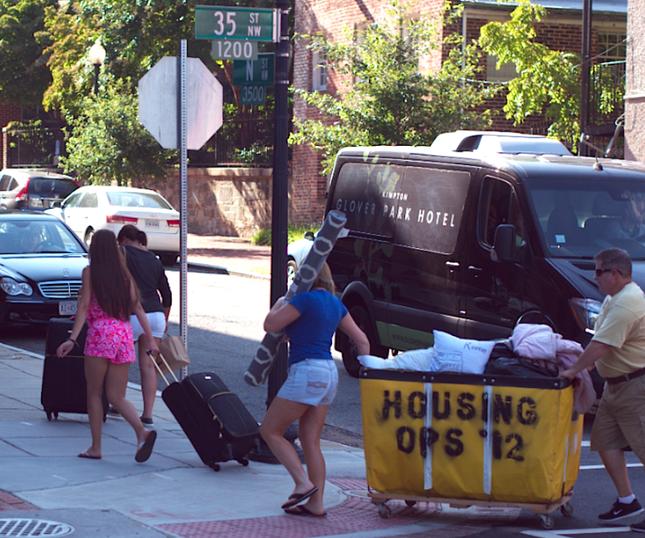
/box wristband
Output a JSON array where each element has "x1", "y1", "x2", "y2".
[{"x1": 67, "y1": 338, "x2": 77, "y2": 346}]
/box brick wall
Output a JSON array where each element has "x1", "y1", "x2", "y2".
[
  {"x1": 137, "y1": 167, "x2": 272, "y2": 237},
  {"x1": 625, "y1": 0, "x2": 645, "y2": 162}
]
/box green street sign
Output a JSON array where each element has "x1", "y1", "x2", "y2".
[
  {"x1": 239, "y1": 85, "x2": 267, "y2": 105},
  {"x1": 195, "y1": 5, "x2": 277, "y2": 42},
  {"x1": 233, "y1": 54, "x2": 274, "y2": 86},
  {"x1": 211, "y1": 40, "x2": 258, "y2": 61}
]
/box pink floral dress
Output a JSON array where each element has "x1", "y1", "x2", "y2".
[{"x1": 84, "y1": 298, "x2": 136, "y2": 364}]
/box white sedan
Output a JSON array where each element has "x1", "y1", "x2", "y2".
[{"x1": 47, "y1": 186, "x2": 180, "y2": 265}]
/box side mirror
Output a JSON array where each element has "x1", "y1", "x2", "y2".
[
  {"x1": 304, "y1": 231, "x2": 315, "y2": 241},
  {"x1": 491, "y1": 224, "x2": 516, "y2": 263},
  {"x1": 52, "y1": 201, "x2": 62, "y2": 208}
]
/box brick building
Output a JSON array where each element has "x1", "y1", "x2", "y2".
[
  {"x1": 290, "y1": 0, "x2": 627, "y2": 225},
  {"x1": 625, "y1": 0, "x2": 645, "y2": 162}
]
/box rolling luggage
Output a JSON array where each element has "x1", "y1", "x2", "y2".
[
  {"x1": 41, "y1": 317, "x2": 107, "y2": 421},
  {"x1": 152, "y1": 353, "x2": 259, "y2": 471}
]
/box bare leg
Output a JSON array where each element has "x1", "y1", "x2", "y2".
[
  {"x1": 104, "y1": 361, "x2": 149, "y2": 446},
  {"x1": 137, "y1": 338, "x2": 158, "y2": 420},
  {"x1": 260, "y1": 397, "x2": 314, "y2": 496},
  {"x1": 83, "y1": 356, "x2": 109, "y2": 457},
  {"x1": 600, "y1": 448, "x2": 633, "y2": 497},
  {"x1": 298, "y1": 404, "x2": 329, "y2": 515}
]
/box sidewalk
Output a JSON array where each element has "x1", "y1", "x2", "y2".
[
  {"x1": 0, "y1": 343, "x2": 513, "y2": 537},
  {"x1": 186, "y1": 234, "x2": 271, "y2": 279}
]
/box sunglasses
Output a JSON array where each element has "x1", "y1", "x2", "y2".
[{"x1": 595, "y1": 268, "x2": 613, "y2": 277}]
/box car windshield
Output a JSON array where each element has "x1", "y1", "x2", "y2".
[
  {"x1": 106, "y1": 191, "x2": 172, "y2": 209},
  {"x1": 0, "y1": 219, "x2": 85, "y2": 254},
  {"x1": 526, "y1": 178, "x2": 645, "y2": 260}
]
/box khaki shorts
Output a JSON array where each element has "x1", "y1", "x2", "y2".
[{"x1": 590, "y1": 374, "x2": 645, "y2": 463}]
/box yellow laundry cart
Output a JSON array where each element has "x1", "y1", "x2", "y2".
[{"x1": 360, "y1": 369, "x2": 583, "y2": 529}]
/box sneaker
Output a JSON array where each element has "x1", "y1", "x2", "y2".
[
  {"x1": 598, "y1": 498, "x2": 644, "y2": 521},
  {"x1": 140, "y1": 416, "x2": 154, "y2": 426},
  {"x1": 632, "y1": 518, "x2": 645, "y2": 533}
]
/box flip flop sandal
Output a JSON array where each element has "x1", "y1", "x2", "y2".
[
  {"x1": 281, "y1": 486, "x2": 318, "y2": 509},
  {"x1": 135, "y1": 430, "x2": 157, "y2": 463},
  {"x1": 284, "y1": 505, "x2": 327, "y2": 517},
  {"x1": 78, "y1": 452, "x2": 101, "y2": 460}
]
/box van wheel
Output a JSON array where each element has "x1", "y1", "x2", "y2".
[{"x1": 340, "y1": 304, "x2": 388, "y2": 378}]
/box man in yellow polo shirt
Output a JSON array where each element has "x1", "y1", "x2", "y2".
[{"x1": 562, "y1": 248, "x2": 645, "y2": 531}]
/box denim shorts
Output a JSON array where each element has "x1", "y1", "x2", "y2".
[{"x1": 277, "y1": 359, "x2": 339, "y2": 406}]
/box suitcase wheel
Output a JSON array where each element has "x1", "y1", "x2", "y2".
[
  {"x1": 237, "y1": 458, "x2": 249, "y2": 467},
  {"x1": 209, "y1": 463, "x2": 221, "y2": 472}
]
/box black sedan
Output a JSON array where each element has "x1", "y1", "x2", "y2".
[{"x1": 0, "y1": 212, "x2": 87, "y2": 323}]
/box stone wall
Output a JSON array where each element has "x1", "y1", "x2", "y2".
[
  {"x1": 138, "y1": 167, "x2": 272, "y2": 238},
  {"x1": 625, "y1": 0, "x2": 645, "y2": 163}
]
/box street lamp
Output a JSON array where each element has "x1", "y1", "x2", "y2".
[{"x1": 88, "y1": 41, "x2": 106, "y2": 95}]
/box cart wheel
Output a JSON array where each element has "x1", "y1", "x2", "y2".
[
  {"x1": 539, "y1": 514, "x2": 555, "y2": 530},
  {"x1": 405, "y1": 500, "x2": 416, "y2": 507},
  {"x1": 209, "y1": 463, "x2": 221, "y2": 472},
  {"x1": 46, "y1": 411, "x2": 52, "y2": 421},
  {"x1": 560, "y1": 502, "x2": 574, "y2": 517},
  {"x1": 378, "y1": 504, "x2": 392, "y2": 519}
]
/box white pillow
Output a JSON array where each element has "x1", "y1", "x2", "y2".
[{"x1": 430, "y1": 330, "x2": 495, "y2": 374}]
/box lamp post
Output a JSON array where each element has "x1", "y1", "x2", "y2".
[{"x1": 88, "y1": 41, "x2": 106, "y2": 95}]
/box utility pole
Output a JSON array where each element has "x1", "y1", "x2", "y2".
[{"x1": 580, "y1": 0, "x2": 593, "y2": 156}]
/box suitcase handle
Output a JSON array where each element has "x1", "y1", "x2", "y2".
[{"x1": 147, "y1": 351, "x2": 180, "y2": 386}]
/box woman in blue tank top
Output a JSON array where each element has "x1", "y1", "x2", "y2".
[{"x1": 260, "y1": 263, "x2": 369, "y2": 517}]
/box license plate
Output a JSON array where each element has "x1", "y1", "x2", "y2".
[
  {"x1": 59, "y1": 300, "x2": 77, "y2": 316},
  {"x1": 145, "y1": 219, "x2": 160, "y2": 228}
]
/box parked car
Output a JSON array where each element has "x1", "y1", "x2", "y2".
[
  {"x1": 0, "y1": 168, "x2": 79, "y2": 212},
  {"x1": 323, "y1": 145, "x2": 645, "y2": 379},
  {"x1": 287, "y1": 231, "x2": 315, "y2": 284},
  {"x1": 0, "y1": 212, "x2": 88, "y2": 324},
  {"x1": 47, "y1": 186, "x2": 180, "y2": 265}
]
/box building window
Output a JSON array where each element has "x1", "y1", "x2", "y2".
[
  {"x1": 598, "y1": 32, "x2": 627, "y2": 61},
  {"x1": 312, "y1": 49, "x2": 327, "y2": 91},
  {"x1": 486, "y1": 54, "x2": 517, "y2": 82}
]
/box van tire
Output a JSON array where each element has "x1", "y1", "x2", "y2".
[{"x1": 340, "y1": 303, "x2": 388, "y2": 378}]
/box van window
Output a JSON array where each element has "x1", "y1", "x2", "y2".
[
  {"x1": 526, "y1": 178, "x2": 645, "y2": 259},
  {"x1": 479, "y1": 177, "x2": 526, "y2": 248},
  {"x1": 331, "y1": 162, "x2": 470, "y2": 254}
]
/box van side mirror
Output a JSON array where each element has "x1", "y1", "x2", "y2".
[
  {"x1": 52, "y1": 201, "x2": 61, "y2": 208},
  {"x1": 304, "y1": 231, "x2": 315, "y2": 241},
  {"x1": 491, "y1": 224, "x2": 516, "y2": 263}
]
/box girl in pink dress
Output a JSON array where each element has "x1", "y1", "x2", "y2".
[{"x1": 57, "y1": 229, "x2": 158, "y2": 462}]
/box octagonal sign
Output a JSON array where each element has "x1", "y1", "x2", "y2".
[{"x1": 138, "y1": 56, "x2": 223, "y2": 150}]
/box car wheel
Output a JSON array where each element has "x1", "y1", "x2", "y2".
[
  {"x1": 338, "y1": 303, "x2": 388, "y2": 378},
  {"x1": 287, "y1": 259, "x2": 297, "y2": 286},
  {"x1": 84, "y1": 228, "x2": 94, "y2": 247},
  {"x1": 159, "y1": 253, "x2": 179, "y2": 266}
]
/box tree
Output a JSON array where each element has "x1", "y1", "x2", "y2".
[
  {"x1": 478, "y1": 1, "x2": 581, "y2": 148},
  {"x1": 60, "y1": 78, "x2": 170, "y2": 185},
  {"x1": 0, "y1": 0, "x2": 56, "y2": 107},
  {"x1": 289, "y1": 1, "x2": 493, "y2": 175}
]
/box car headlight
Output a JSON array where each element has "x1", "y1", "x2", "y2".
[
  {"x1": 569, "y1": 298, "x2": 602, "y2": 332},
  {"x1": 0, "y1": 277, "x2": 33, "y2": 296}
]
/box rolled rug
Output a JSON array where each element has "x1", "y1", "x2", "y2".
[{"x1": 244, "y1": 210, "x2": 347, "y2": 386}]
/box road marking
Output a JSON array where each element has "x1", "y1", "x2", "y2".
[
  {"x1": 581, "y1": 463, "x2": 643, "y2": 470},
  {"x1": 522, "y1": 527, "x2": 631, "y2": 537}
]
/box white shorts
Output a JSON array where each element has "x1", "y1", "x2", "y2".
[{"x1": 130, "y1": 312, "x2": 166, "y2": 340}]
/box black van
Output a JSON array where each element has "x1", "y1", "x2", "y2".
[{"x1": 325, "y1": 147, "x2": 645, "y2": 376}]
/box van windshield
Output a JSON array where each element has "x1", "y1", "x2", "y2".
[{"x1": 526, "y1": 179, "x2": 645, "y2": 260}]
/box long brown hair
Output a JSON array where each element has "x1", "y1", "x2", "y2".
[{"x1": 89, "y1": 229, "x2": 138, "y2": 320}]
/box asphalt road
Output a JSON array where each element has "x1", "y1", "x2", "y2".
[{"x1": 0, "y1": 268, "x2": 365, "y2": 444}]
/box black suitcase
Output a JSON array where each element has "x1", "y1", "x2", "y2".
[
  {"x1": 155, "y1": 359, "x2": 259, "y2": 471},
  {"x1": 41, "y1": 318, "x2": 107, "y2": 421}
]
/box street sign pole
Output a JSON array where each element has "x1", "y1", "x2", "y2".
[
  {"x1": 179, "y1": 40, "x2": 189, "y2": 377},
  {"x1": 267, "y1": 1, "x2": 290, "y2": 407}
]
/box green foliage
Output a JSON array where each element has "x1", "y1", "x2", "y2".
[
  {"x1": 0, "y1": 0, "x2": 56, "y2": 106},
  {"x1": 252, "y1": 224, "x2": 319, "y2": 246},
  {"x1": 5, "y1": 119, "x2": 52, "y2": 156},
  {"x1": 289, "y1": 0, "x2": 493, "y2": 176},
  {"x1": 234, "y1": 143, "x2": 272, "y2": 166},
  {"x1": 478, "y1": 0, "x2": 582, "y2": 148},
  {"x1": 60, "y1": 78, "x2": 171, "y2": 185}
]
